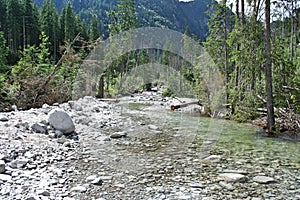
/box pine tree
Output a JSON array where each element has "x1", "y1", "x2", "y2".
[
  {"x1": 62, "y1": 3, "x2": 77, "y2": 42},
  {"x1": 39, "y1": 0, "x2": 60, "y2": 60},
  {"x1": 89, "y1": 15, "x2": 100, "y2": 42}
]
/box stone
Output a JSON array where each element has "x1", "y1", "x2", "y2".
[
  {"x1": 9, "y1": 159, "x2": 29, "y2": 169},
  {"x1": 0, "y1": 116, "x2": 8, "y2": 122},
  {"x1": 253, "y1": 176, "x2": 275, "y2": 184},
  {"x1": 48, "y1": 108, "x2": 75, "y2": 134},
  {"x1": 0, "y1": 160, "x2": 5, "y2": 173},
  {"x1": 148, "y1": 124, "x2": 159, "y2": 130},
  {"x1": 189, "y1": 183, "x2": 204, "y2": 188},
  {"x1": 219, "y1": 181, "x2": 234, "y2": 191},
  {"x1": 110, "y1": 131, "x2": 127, "y2": 139},
  {"x1": 91, "y1": 178, "x2": 103, "y2": 186},
  {"x1": 31, "y1": 123, "x2": 47, "y2": 134},
  {"x1": 203, "y1": 155, "x2": 222, "y2": 163},
  {"x1": 37, "y1": 190, "x2": 51, "y2": 196},
  {"x1": 219, "y1": 173, "x2": 247, "y2": 182},
  {"x1": 70, "y1": 185, "x2": 87, "y2": 193},
  {"x1": 0, "y1": 174, "x2": 12, "y2": 182}
]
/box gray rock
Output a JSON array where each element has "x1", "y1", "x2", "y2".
[
  {"x1": 253, "y1": 176, "x2": 275, "y2": 184},
  {"x1": 37, "y1": 190, "x2": 50, "y2": 196},
  {"x1": 219, "y1": 181, "x2": 234, "y2": 191},
  {"x1": 9, "y1": 159, "x2": 29, "y2": 169},
  {"x1": 0, "y1": 160, "x2": 5, "y2": 173},
  {"x1": 0, "y1": 116, "x2": 9, "y2": 122},
  {"x1": 0, "y1": 174, "x2": 12, "y2": 182},
  {"x1": 70, "y1": 185, "x2": 87, "y2": 193},
  {"x1": 55, "y1": 130, "x2": 64, "y2": 138},
  {"x1": 91, "y1": 178, "x2": 103, "y2": 186},
  {"x1": 148, "y1": 124, "x2": 159, "y2": 130},
  {"x1": 203, "y1": 155, "x2": 222, "y2": 163},
  {"x1": 219, "y1": 173, "x2": 247, "y2": 182},
  {"x1": 48, "y1": 108, "x2": 75, "y2": 134},
  {"x1": 31, "y1": 123, "x2": 47, "y2": 134},
  {"x1": 110, "y1": 131, "x2": 127, "y2": 139}
]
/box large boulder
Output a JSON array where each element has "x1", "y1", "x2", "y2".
[{"x1": 47, "y1": 109, "x2": 75, "y2": 134}]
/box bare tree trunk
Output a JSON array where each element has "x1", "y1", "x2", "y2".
[
  {"x1": 223, "y1": 0, "x2": 229, "y2": 103},
  {"x1": 265, "y1": 0, "x2": 275, "y2": 132},
  {"x1": 96, "y1": 75, "x2": 104, "y2": 98}
]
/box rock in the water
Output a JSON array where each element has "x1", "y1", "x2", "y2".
[
  {"x1": 48, "y1": 108, "x2": 75, "y2": 134},
  {"x1": 0, "y1": 174, "x2": 12, "y2": 182},
  {"x1": 203, "y1": 155, "x2": 222, "y2": 163},
  {"x1": 253, "y1": 176, "x2": 275, "y2": 184},
  {"x1": 31, "y1": 123, "x2": 47, "y2": 134},
  {"x1": 219, "y1": 173, "x2": 247, "y2": 182},
  {"x1": 0, "y1": 160, "x2": 5, "y2": 173}
]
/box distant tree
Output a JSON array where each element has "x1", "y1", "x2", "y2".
[
  {"x1": 108, "y1": 0, "x2": 138, "y2": 35},
  {"x1": 89, "y1": 15, "x2": 100, "y2": 42},
  {"x1": 62, "y1": 3, "x2": 77, "y2": 42},
  {"x1": 0, "y1": 32, "x2": 8, "y2": 74},
  {"x1": 7, "y1": 0, "x2": 23, "y2": 53},
  {"x1": 22, "y1": 0, "x2": 40, "y2": 47},
  {"x1": 39, "y1": 0, "x2": 60, "y2": 60}
]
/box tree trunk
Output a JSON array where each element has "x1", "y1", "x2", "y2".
[
  {"x1": 265, "y1": 0, "x2": 275, "y2": 132},
  {"x1": 96, "y1": 75, "x2": 104, "y2": 98},
  {"x1": 223, "y1": 0, "x2": 229, "y2": 103}
]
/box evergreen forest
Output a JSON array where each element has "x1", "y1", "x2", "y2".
[{"x1": 0, "y1": 0, "x2": 299, "y2": 137}]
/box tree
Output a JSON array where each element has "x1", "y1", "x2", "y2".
[
  {"x1": 265, "y1": 0, "x2": 275, "y2": 131},
  {"x1": 39, "y1": 0, "x2": 60, "y2": 60},
  {"x1": 0, "y1": 32, "x2": 8, "y2": 74},
  {"x1": 89, "y1": 15, "x2": 100, "y2": 42},
  {"x1": 62, "y1": 3, "x2": 77, "y2": 42},
  {"x1": 108, "y1": 0, "x2": 138, "y2": 35},
  {"x1": 22, "y1": 0, "x2": 40, "y2": 47}
]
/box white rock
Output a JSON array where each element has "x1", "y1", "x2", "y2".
[
  {"x1": 253, "y1": 176, "x2": 275, "y2": 184},
  {"x1": 203, "y1": 155, "x2": 222, "y2": 163},
  {"x1": 0, "y1": 174, "x2": 12, "y2": 182},
  {"x1": 70, "y1": 185, "x2": 87, "y2": 193},
  {"x1": 219, "y1": 173, "x2": 247, "y2": 182},
  {"x1": 48, "y1": 109, "x2": 75, "y2": 134}
]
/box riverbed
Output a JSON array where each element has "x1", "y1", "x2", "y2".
[{"x1": 0, "y1": 93, "x2": 299, "y2": 200}]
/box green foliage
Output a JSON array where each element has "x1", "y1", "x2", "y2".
[{"x1": 162, "y1": 87, "x2": 175, "y2": 98}]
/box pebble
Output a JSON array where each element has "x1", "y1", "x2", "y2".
[
  {"x1": 219, "y1": 173, "x2": 247, "y2": 182},
  {"x1": 70, "y1": 185, "x2": 87, "y2": 193},
  {"x1": 253, "y1": 176, "x2": 275, "y2": 184},
  {"x1": 0, "y1": 174, "x2": 12, "y2": 181},
  {"x1": 203, "y1": 155, "x2": 222, "y2": 163}
]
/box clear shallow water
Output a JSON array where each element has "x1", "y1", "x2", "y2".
[{"x1": 122, "y1": 102, "x2": 300, "y2": 167}]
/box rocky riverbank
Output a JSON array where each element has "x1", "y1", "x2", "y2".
[{"x1": 0, "y1": 92, "x2": 299, "y2": 200}]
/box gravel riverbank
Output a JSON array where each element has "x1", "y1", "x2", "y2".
[{"x1": 0, "y1": 93, "x2": 299, "y2": 200}]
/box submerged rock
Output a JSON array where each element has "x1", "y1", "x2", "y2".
[{"x1": 48, "y1": 108, "x2": 75, "y2": 134}]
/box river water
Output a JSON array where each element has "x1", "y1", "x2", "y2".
[{"x1": 75, "y1": 97, "x2": 299, "y2": 199}]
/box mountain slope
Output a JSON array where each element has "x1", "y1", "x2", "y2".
[{"x1": 34, "y1": 0, "x2": 214, "y2": 40}]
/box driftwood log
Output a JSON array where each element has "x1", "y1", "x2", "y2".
[{"x1": 171, "y1": 100, "x2": 202, "y2": 111}]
